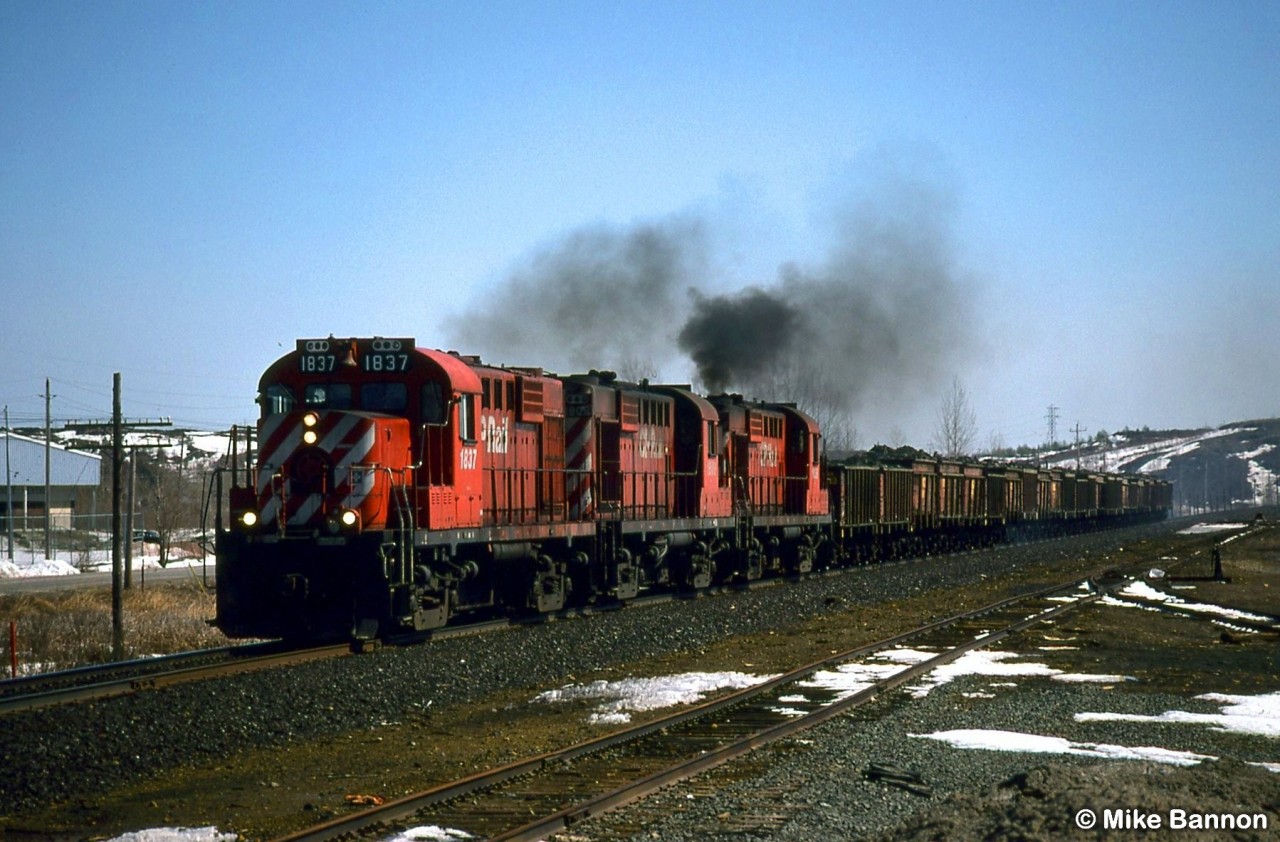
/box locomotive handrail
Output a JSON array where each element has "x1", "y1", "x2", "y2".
[
  {"x1": 378, "y1": 464, "x2": 415, "y2": 587},
  {"x1": 206, "y1": 466, "x2": 226, "y2": 536},
  {"x1": 480, "y1": 463, "x2": 712, "y2": 525},
  {"x1": 414, "y1": 400, "x2": 466, "y2": 489}
]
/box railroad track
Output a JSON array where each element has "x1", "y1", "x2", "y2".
[
  {"x1": 0, "y1": 570, "x2": 840, "y2": 718},
  {"x1": 3, "y1": 520, "x2": 1254, "y2": 721},
  {"x1": 270, "y1": 568, "x2": 1138, "y2": 842},
  {"x1": 0, "y1": 594, "x2": 706, "y2": 716},
  {"x1": 0, "y1": 640, "x2": 354, "y2": 715}
]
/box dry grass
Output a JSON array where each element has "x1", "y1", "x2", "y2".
[{"x1": 0, "y1": 579, "x2": 226, "y2": 675}]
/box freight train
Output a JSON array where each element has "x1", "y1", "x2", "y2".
[{"x1": 213, "y1": 337, "x2": 1171, "y2": 641}]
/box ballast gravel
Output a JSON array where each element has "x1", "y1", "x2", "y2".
[
  {"x1": 571, "y1": 680, "x2": 1279, "y2": 841},
  {"x1": 1, "y1": 517, "x2": 1271, "y2": 838}
]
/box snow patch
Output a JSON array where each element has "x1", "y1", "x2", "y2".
[
  {"x1": 915, "y1": 729, "x2": 1217, "y2": 766},
  {"x1": 1076, "y1": 690, "x2": 1280, "y2": 738},
  {"x1": 104, "y1": 829, "x2": 236, "y2": 842},
  {"x1": 533, "y1": 671, "x2": 774, "y2": 725},
  {"x1": 1178, "y1": 522, "x2": 1249, "y2": 535},
  {"x1": 1115, "y1": 580, "x2": 1277, "y2": 626},
  {"x1": 385, "y1": 827, "x2": 475, "y2": 842}
]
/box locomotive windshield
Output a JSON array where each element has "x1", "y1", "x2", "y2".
[
  {"x1": 362, "y1": 382, "x2": 407, "y2": 412},
  {"x1": 304, "y1": 383, "x2": 353, "y2": 408},
  {"x1": 261, "y1": 381, "x2": 407, "y2": 415}
]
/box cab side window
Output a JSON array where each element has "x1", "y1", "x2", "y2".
[
  {"x1": 261, "y1": 384, "x2": 295, "y2": 417},
  {"x1": 421, "y1": 382, "x2": 446, "y2": 424},
  {"x1": 459, "y1": 394, "x2": 477, "y2": 442}
]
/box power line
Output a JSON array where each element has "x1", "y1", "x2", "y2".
[{"x1": 1045, "y1": 404, "x2": 1059, "y2": 445}]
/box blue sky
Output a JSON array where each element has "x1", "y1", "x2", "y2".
[{"x1": 2, "y1": 1, "x2": 1277, "y2": 449}]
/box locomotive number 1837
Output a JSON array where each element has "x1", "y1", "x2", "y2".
[
  {"x1": 300, "y1": 353, "x2": 337, "y2": 373},
  {"x1": 362, "y1": 353, "x2": 410, "y2": 372},
  {"x1": 296, "y1": 337, "x2": 415, "y2": 375},
  {"x1": 302, "y1": 352, "x2": 409, "y2": 373}
]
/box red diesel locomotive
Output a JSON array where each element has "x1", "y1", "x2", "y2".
[
  {"x1": 215, "y1": 337, "x2": 828, "y2": 640},
  {"x1": 214, "y1": 336, "x2": 1170, "y2": 641}
]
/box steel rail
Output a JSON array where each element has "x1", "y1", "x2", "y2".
[
  {"x1": 0, "y1": 584, "x2": 756, "y2": 716},
  {"x1": 0, "y1": 641, "x2": 276, "y2": 695},
  {"x1": 492, "y1": 587, "x2": 1103, "y2": 842},
  {"x1": 0, "y1": 642, "x2": 352, "y2": 715}
]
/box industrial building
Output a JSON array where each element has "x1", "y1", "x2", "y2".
[{"x1": 2, "y1": 431, "x2": 103, "y2": 530}]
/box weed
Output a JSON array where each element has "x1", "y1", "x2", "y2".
[{"x1": 0, "y1": 579, "x2": 226, "y2": 675}]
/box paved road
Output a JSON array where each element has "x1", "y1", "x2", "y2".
[{"x1": 0, "y1": 564, "x2": 213, "y2": 594}]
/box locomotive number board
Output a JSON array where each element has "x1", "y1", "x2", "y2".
[{"x1": 295, "y1": 338, "x2": 416, "y2": 374}]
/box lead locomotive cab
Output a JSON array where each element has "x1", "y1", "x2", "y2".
[{"x1": 216, "y1": 336, "x2": 485, "y2": 641}]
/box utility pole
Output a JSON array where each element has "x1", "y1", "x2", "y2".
[
  {"x1": 1072, "y1": 422, "x2": 1087, "y2": 470},
  {"x1": 44, "y1": 379, "x2": 52, "y2": 560},
  {"x1": 125, "y1": 454, "x2": 135, "y2": 589},
  {"x1": 4, "y1": 407, "x2": 12, "y2": 561},
  {"x1": 111, "y1": 373, "x2": 124, "y2": 660}
]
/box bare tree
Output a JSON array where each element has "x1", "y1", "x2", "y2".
[
  {"x1": 932, "y1": 376, "x2": 978, "y2": 457},
  {"x1": 735, "y1": 357, "x2": 859, "y2": 459},
  {"x1": 138, "y1": 449, "x2": 203, "y2": 567},
  {"x1": 887, "y1": 426, "x2": 908, "y2": 448},
  {"x1": 616, "y1": 355, "x2": 659, "y2": 383}
]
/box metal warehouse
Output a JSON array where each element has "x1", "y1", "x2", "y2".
[{"x1": 2, "y1": 430, "x2": 103, "y2": 529}]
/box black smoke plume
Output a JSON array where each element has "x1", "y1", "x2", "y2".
[
  {"x1": 678, "y1": 287, "x2": 803, "y2": 393},
  {"x1": 446, "y1": 176, "x2": 977, "y2": 442},
  {"x1": 680, "y1": 182, "x2": 974, "y2": 425},
  {"x1": 446, "y1": 218, "x2": 705, "y2": 376}
]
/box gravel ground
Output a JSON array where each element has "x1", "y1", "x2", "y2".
[
  {"x1": 1, "y1": 514, "x2": 1276, "y2": 840},
  {"x1": 564, "y1": 678, "x2": 1279, "y2": 841},
  {"x1": 559, "y1": 518, "x2": 1280, "y2": 842}
]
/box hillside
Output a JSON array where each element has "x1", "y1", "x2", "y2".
[{"x1": 1036, "y1": 419, "x2": 1280, "y2": 514}]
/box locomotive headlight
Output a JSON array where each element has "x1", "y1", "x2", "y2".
[
  {"x1": 239, "y1": 511, "x2": 259, "y2": 528},
  {"x1": 302, "y1": 411, "x2": 320, "y2": 428},
  {"x1": 302, "y1": 429, "x2": 319, "y2": 445},
  {"x1": 324, "y1": 509, "x2": 360, "y2": 535}
]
